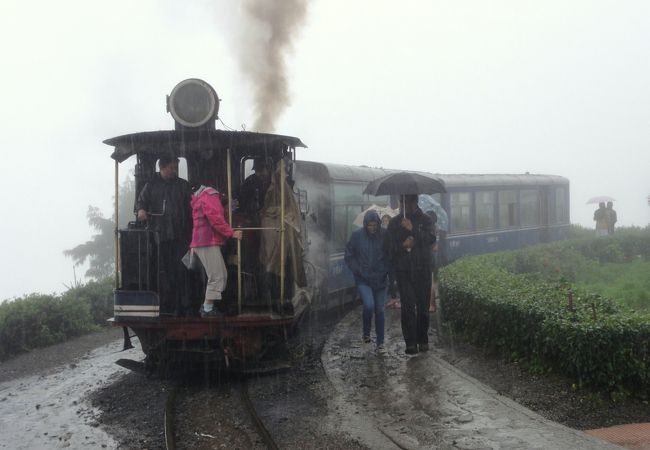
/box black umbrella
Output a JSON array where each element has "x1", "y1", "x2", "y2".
[{"x1": 363, "y1": 172, "x2": 446, "y2": 196}]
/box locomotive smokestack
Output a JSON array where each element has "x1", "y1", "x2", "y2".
[{"x1": 236, "y1": 0, "x2": 308, "y2": 132}]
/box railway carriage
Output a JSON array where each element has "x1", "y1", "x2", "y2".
[
  {"x1": 292, "y1": 162, "x2": 570, "y2": 295},
  {"x1": 106, "y1": 79, "x2": 570, "y2": 370},
  {"x1": 438, "y1": 174, "x2": 570, "y2": 261}
]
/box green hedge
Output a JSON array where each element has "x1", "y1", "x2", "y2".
[
  {"x1": 439, "y1": 227, "x2": 650, "y2": 394},
  {"x1": 0, "y1": 278, "x2": 114, "y2": 360}
]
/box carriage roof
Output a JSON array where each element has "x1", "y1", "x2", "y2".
[{"x1": 296, "y1": 161, "x2": 568, "y2": 188}]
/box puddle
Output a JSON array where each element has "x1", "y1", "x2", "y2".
[{"x1": 0, "y1": 338, "x2": 141, "y2": 449}]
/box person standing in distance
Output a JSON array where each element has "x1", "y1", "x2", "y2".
[
  {"x1": 606, "y1": 201, "x2": 617, "y2": 235},
  {"x1": 593, "y1": 202, "x2": 609, "y2": 237}
]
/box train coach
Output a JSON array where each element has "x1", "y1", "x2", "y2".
[
  {"x1": 292, "y1": 161, "x2": 570, "y2": 297},
  {"x1": 105, "y1": 79, "x2": 570, "y2": 371}
]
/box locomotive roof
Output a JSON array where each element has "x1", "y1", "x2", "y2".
[
  {"x1": 299, "y1": 161, "x2": 568, "y2": 187},
  {"x1": 104, "y1": 129, "x2": 307, "y2": 163}
]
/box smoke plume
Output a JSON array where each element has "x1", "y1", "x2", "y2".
[{"x1": 237, "y1": 0, "x2": 308, "y2": 132}]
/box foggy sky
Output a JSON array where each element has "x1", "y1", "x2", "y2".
[{"x1": 1, "y1": 0, "x2": 649, "y2": 300}]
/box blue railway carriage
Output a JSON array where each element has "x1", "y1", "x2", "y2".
[
  {"x1": 293, "y1": 162, "x2": 570, "y2": 297},
  {"x1": 439, "y1": 174, "x2": 570, "y2": 262},
  {"x1": 293, "y1": 161, "x2": 393, "y2": 306}
]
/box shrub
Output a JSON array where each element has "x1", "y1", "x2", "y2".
[
  {"x1": 0, "y1": 278, "x2": 114, "y2": 360},
  {"x1": 439, "y1": 228, "x2": 650, "y2": 394},
  {"x1": 62, "y1": 278, "x2": 115, "y2": 327}
]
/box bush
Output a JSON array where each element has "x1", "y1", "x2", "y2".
[
  {"x1": 0, "y1": 278, "x2": 114, "y2": 360},
  {"x1": 62, "y1": 278, "x2": 115, "y2": 327},
  {"x1": 439, "y1": 228, "x2": 650, "y2": 394}
]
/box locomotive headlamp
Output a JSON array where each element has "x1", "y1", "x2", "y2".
[{"x1": 167, "y1": 78, "x2": 219, "y2": 128}]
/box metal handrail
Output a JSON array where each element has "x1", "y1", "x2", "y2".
[
  {"x1": 114, "y1": 160, "x2": 120, "y2": 289},
  {"x1": 224, "y1": 150, "x2": 288, "y2": 314},
  {"x1": 280, "y1": 158, "x2": 286, "y2": 305}
]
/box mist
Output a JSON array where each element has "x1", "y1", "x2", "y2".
[{"x1": 1, "y1": 0, "x2": 649, "y2": 301}]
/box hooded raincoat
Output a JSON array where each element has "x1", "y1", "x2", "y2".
[
  {"x1": 344, "y1": 210, "x2": 389, "y2": 289},
  {"x1": 190, "y1": 186, "x2": 234, "y2": 248}
]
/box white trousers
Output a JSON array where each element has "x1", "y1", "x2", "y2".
[{"x1": 194, "y1": 246, "x2": 227, "y2": 301}]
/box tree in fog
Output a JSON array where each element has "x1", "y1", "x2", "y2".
[{"x1": 64, "y1": 176, "x2": 136, "y2": 279}]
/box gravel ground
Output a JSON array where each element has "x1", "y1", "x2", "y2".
[
  {"x1": 89, "y1": 372, "x2": 168, "y2": 449},
  {"x1": 88, "y1": 309, "x2": 367, "y2": 449},
  {"x1": 173, "y1": 309, "x2": 368, "y2": 449},
  {"x1": 4, "y1": 308, "x2": 650, "y2": 449}
]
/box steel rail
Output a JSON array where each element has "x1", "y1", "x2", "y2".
[
  {"x1": 240, "y1": 379, "x2": 280, "y2": 450},
  {"x1": 164, "y1": 385, "x2": 178, "y2": 450}
]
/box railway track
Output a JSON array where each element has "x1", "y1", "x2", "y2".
[
  {"x1": 164, "y1": 385, "x2": 178, "y2": 450},
  {"x1": 159, "y1": 310, "x2": 350, "y2": 450},
  {"x1": 240, "y1": 379, "x2": 280, "y2": 450},
  {"x1": 163, "y1": 379, "x2": 279, "y2": 450}
]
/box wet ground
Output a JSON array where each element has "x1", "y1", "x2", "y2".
[
  {"x1": 2, "y1": 308, "x2": 649, "y2": 449},
  {"x1": 172, "y1": 309, "x2": 369, "y2": 449},
  {"x1": 323, "y1": 307, "x2": 622, "y2": 449},
  {"x1": 0, "y1": 328, "x2": 136, "y2": 450}
]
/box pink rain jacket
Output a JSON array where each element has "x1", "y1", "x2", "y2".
[{"x1": 190, "y1": 186, "x2": 234, "y2": 248}]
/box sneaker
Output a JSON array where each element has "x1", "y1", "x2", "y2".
[
  {"x1": 376, "y1": 344, "x2": 387, "y2": 355},
  {"x1": 405, "y1": 346, "x2": 418, "y2": 355},
  {"x1": 363, "y1": 336, "x2": 372, "y2": 344},
  {"x1": 200, "y1": 305, "x2": 222, "y2": 318},
  {"x1": 419, "y1": 343, "x2": 429, "y2": 352}
]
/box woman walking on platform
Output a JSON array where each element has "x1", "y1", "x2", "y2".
[{"x1": 345, "y1": 210, "x2": 390, "y2": 354}]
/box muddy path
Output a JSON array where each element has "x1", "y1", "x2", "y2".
[{"x1": 0, "y1": 328, "x2": 137, "y2": 450}]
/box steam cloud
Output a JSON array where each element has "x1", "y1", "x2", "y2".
[{"x1": 237, "y1": 0, "x2": 308, "y2": 132}]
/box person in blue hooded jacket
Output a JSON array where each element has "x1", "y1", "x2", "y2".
[{"x1": 344, "y1": 210, "x2": 389, "y2": 354}]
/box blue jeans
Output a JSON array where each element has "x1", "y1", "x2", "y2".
[{"x1": 357, "y1": 283, "x2": 387, "y2": 346}]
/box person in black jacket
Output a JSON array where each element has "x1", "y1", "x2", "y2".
[
  {"x1": 238, "y1": 158, "x2": 271, "y2": 216},
  {"x1": 386, "y1": 194, "x2": 436, "y2": 355},
  {"x1": 135, "y1": 155, "x2": 192, "y2": 315}
]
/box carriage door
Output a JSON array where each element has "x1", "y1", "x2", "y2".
[{"x1": 540, "y1": 188, "x2": 550, "y2": 243}]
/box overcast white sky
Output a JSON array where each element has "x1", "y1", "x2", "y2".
[{"x1": 1, "y1": 0, "x2": 649, "y2": 300}]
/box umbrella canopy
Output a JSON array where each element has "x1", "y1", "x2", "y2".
[
  {"x1": 352, "y1": 205, "x2": 399, "y2": 227},
  {"x1": 363, "y1": 172, "x2": 446, "y2": 196},
  {"x1": 586, "y1": 196, "x2": 615, "y2": 204},
  {"x1": 418, "y1": 195, "x2": 448, "y2": 231}
]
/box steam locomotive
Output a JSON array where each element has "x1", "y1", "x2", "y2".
[{"x1": 106, "y1": 79, "x2": 570, "y2": 371}]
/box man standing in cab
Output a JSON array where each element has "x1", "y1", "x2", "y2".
[{"x1": 135, "y1": 155, "x2": 192, "y2": 315}]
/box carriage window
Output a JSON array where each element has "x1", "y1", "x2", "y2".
[
  {"x1": 366, "y1": 194, "x2": 390, "y2": 206},
  {"x1": 475, "y1": 191, "x2": 496, "y2": 230},
  {"x1": 555, "y1": 187, "x2": 568, "y2": 224},
  {"x1": 520, "y1": 189, "x2": 539, "y2": 226},
  {"x1": 450, "y1": 192, "x2": 472, "y2": 233},
  {"x1": 499, "y1": 190, "x2": 518, "y2": 228},
  {"x1": 156, "y1": 157, "x2": 188, "y2": 179},
  {"x1": 242, "y1": 158, "x2": 254, "y2": 180},
  {"x1": 333, "y1": 205, "x2": 362, "y2": 250},
  {"x1": 333, "y1": 183, "x2": 364, "y2": 203}
]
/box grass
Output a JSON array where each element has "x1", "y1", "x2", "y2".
[{"x1": 574, "y1": 258, "x2": 650, "y2": 312}]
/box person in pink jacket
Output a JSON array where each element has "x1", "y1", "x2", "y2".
[{"x1": 190, "y1": 184, "x2": 243, "y2": 317}]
